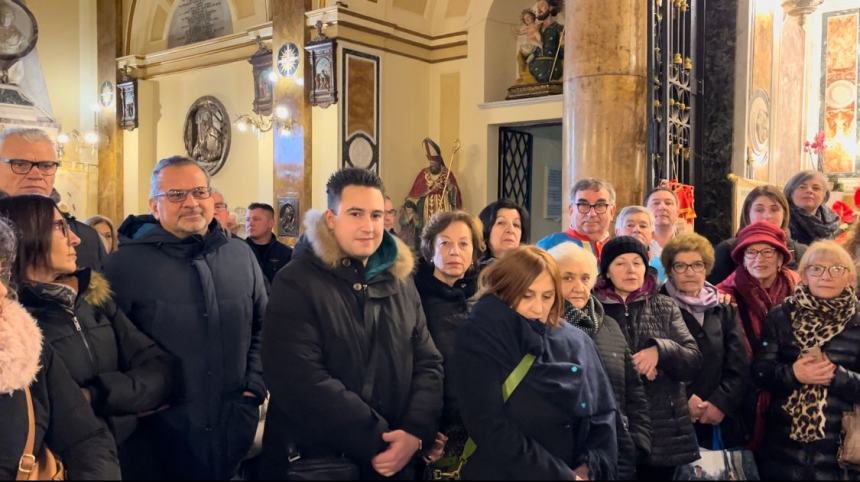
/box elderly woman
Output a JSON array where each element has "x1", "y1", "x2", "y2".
[
  {"x1": 594, "y1": 236, "x2": 702, "y2": 480},
  {"x1": 414, "y1": 210, "x2": 485, "y2": 471},
  {"x1": 0, "y1": 216, "x2": 121, "y2": 480},
  {"x1": 717, "y1": 221, "x2": 800, "y2": 451},
  {"x1": 615, "y1": 205, "x2": 667, "y2": 283},
  {"x1": 477, "y1": 199, "x2": 530, "y2": 270},
  {"x1": 753, "y1": 241, "x2": 860, "y2": 480},
  {"x1": 454, "y1": 246, "x2": 617, "y2": 480},
  {"x1": 85, "y1": 215, "x2": 119, "y2": 254},
  {"x1": 784, "y1": 170, "x2": 840, "y2": 246},
  {"x1": 709, "y1": 185, "x2": 807, "y2": 285},
  {"x1": 548, "y1": 242, "x2": 651, "y2": 480},
  {"x1": 660, "y1": 233, "x2": 750, "y2": 450}
]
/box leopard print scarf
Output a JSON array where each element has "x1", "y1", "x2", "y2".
[{"x1": 783, "y1": 284, "x2": 856, "y2": 443}]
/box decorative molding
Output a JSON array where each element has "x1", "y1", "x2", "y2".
[
  {"x1": 306, "y1": 6, "x2": 468, "y2": 64},
  {"x1": 117, "y1": 23, "x2": 273, "y2": 79},
  {"x1": 478, "y1": 95, "x2": 563, "y2": 110}
]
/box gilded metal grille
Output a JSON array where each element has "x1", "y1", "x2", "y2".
[
  {"x1": 498, "y1": 128, "x2": 533, "y2": 211},
  {"x1": 648, "y1": 0, "x2": 701, "y2": 188}
]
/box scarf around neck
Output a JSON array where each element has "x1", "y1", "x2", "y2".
[
  {"x1": 728, "y1": 266, "x2": 798, "y2": 343},
  {"x1": 783, "y1": 285, "x2": 857, "y2": 443},
  {"x1": 664, "y1": 280, "x2": 719, "y2": 325},
  {"x1": 789, "y1": 203, "x2": 840, "y2": 243},
  {"x1": 562, "y1": 296, "x2": 603, "y2": 337}
]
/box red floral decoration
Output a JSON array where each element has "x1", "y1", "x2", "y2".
[{"x1": 832, "y1": 201, "x2": 856, "y2": 224}]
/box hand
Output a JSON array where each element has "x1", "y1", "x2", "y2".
[
  {"x1": 688, "y1": 394, "x2": 705, "y2": 422},
  {"x1": 423, "y1": 432, "x2": 447, "y2": 464},
  {"x1": 573, "y1": 464, "x2": 590, "y2": 480},
  {"x1": 137, "y1": 404, "x2": 169, "y2": 418},
  {"x1": 632, "y1": 346, "x2": 659, "y2": 377},
  {"x1": 718, "y1": 292, "x2": 734, "y2": 305},
  {"x1": 80, "y1": 387, "x2": 92, "y2": 404},
  {"x1": 371, "y1": 430, "x2": 421, "y2": 477},
  {"x1": 697, "y1": 401, "x2": 726, "y2": 425},
  {"x1": 644, "y1": 366, "x2": 658, "y2": 381},
  {"x1": 793, "y1": 356, "x2": 836, "y2": 386}
]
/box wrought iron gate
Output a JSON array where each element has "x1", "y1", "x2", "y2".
[
  {"x1": 647, "y1": 0, "x2": 704, "y2": 188},
  {"x1": 498, "y1": 128, "x2": 533, "y2": 211}
]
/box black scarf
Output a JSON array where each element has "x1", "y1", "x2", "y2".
[
  {"x1": 562, "y1": 297, "x2": 603, "y2": 337},
  {"x1": 789, "y1": 203, "x2": 840, "y2": 244}
]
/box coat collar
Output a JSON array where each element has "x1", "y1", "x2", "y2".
[
  {"x1": 0, "y1": 299, "x2": 42, "y2": 394},
  {"x1": 302, "y1": 209, "x2": 415, "y2": 282}
]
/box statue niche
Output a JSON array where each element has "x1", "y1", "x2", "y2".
[{"x1": 507, "y1": 0, "x2": 565, "y2": 100}]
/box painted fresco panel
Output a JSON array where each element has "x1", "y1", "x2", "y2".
[
  {"x1": 822, "y1": 11, "x2": 859, "y2": 174},
  {"x1": 749, "y1": 6, "x2": 773, "y2": 181},
  {"x1": 773, "y1": 15, "x2": 805, "y2": 184}
]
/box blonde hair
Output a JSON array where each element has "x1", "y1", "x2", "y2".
[
  {"x1": 480, "y1": 246, "x2": 565, "y2": 327},
  {"x1": 798, "y1": 240, "x2": 857, "y2": 285},
  {"x1": 546, "y1": 242, "x2": 598, "y2": 289}
]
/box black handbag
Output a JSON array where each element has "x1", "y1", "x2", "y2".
[{"x1": 284, "y1": 304, "x2": 383, "y2": 481}]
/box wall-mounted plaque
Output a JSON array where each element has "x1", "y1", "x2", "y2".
[
  {"x1": 117, "y1": 69, "x2": 138, "y2": 131},
  {"x1": 0, "y1": 0, "x2": 38, "y2": 82},
  {"x1": 306, "y1": 22, "x2": 337, "y2": 108},
  {"x1": 184, "y1": 95, "x2": 231, "y2": 176},
  {"x1": 167, "y1": 0, "x2": 233, "y2": 49},
  {"x1": 278, "y1": 196, "x2": 299, "y2": 237}
]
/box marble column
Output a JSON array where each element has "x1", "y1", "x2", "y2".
[
  {"x1": 96, "y1": 0, "x2": 123, "y2": 223},
  {"x1": 272, "y1": 0, "x2": 313, "y2": 244},
  {"x1": 562, "y1": 0, "x2": 648, "y2": 225}
]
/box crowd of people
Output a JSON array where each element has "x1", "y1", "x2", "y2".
[{"x1": 1, "y1": 125, "x2": 860, "y2": 481}]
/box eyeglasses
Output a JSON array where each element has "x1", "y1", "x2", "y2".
[
  {"x1": 575, "y1": 202, "x2": 611, "y2": 215},
  {"x1": 806, "y1": 264, "x2": 849, "y2": 278},
  {"x1": 671, "y1": 261, "x2": 706, "y2": 274},
  {"x1": 214, "y1": 202, "x2": 228, "y2": 210},
  {"x1": 1, "y1": 158, "x2": 61, "y2": 175},
  {"x1": 153, "y1": 187, "x2": 213, "y2": 203},
  {"x1": 744, "y1": 247, "x2": 777, "y2": 260},
  {"x1": 52, "y1": 219, "x2": 70, "y2": 239}
]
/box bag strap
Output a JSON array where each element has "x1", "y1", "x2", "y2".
[
  {"x1": 460, "y1": 353, "x2": 537, "y2": 462},
  {"x1": 16, "y1": 387, "x2": 37, "y2": 481}
]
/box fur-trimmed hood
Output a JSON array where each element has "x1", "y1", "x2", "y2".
[
  {"x1": 83, "y1": 271, "x2": 113, "y2": 308},
  {"x1": 0, "y1": 299, "x2": 42, "y2": 394},
  {"x1": 302, "y1": 209, "x2": 415, "y2": 282}
]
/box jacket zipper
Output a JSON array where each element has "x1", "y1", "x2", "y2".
[{"x1": 73, "y1": 315, "x2": 96, "y2": 366}]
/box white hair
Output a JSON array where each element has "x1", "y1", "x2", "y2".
[
  {"x1": 0, "y1": 128, "x2": 54, "y2": 150},
  {"x1": 546, "y1": 242, "x2": 599, "y2": 289},
  {"x1": 615, "y1": 205, "x2": 656, "y2": 233}
]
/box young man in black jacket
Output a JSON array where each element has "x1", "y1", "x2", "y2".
[
  {"x1": 245, "y1": 202, "x2": 292, "y2": 287},
  {"x1": 261, "y1": 168, "x2": 444, "y2": 480}
]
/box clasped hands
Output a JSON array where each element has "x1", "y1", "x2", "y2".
[{"x1": 632, "y1": 346, "x2": 659, "y2": 381}]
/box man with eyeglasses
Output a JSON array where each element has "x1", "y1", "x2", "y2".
[
  {"x1": 537, "y1": 178, "x2": 617, "y2": 259},
  {"x1": 103, "y1": 155, "x2": 268, "y2": 480},
  {"x1": 0, "y1": 127, "x2": 107, "y2": 270}
]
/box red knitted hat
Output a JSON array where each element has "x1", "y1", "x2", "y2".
[{"x1": 731, "y1": 221, "x2": 792, "y2": 265}]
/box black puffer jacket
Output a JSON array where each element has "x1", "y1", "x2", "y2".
[
  {"x1": 18, "y1": 269, "x2": 175, "y2": 446},
  {"x1": 597, "y1": 280, "x2": 702, "y2": 467},
  {"x1": 565, "y1": 298, "x2": 652, "y2": 480},
  {"x1": 708, "y1": 236, "x2": 807, "y2": 285},
  {"x1": 455, "y1": 295, "x2": 618, "y2": 480},
  {"x1": 261, "y1": 210, "x2": 443, "y2": 480},
  {"x1": 664, "y1": 293, "x2": 750, "y2": 449},
  {"x1": 753, "y1": 301, "x2": 860, "y2": 480},
  {"x1": 413, "y1": 259, "x2": 477, "y2": 453},
  {"x1": 0, "y1": 299, "x2": 120, "y2": 480}
]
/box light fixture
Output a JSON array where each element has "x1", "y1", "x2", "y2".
[
  {"x1": 56, "y1": 129, "x2": 99, "y2": 159},
  {"x1": 233, "y1": 103, "x2": 297, "y2": 136}
]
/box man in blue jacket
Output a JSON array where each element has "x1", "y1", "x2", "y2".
[{"x1": 103, "y1": 155, "x2": 267, "y2": 480}]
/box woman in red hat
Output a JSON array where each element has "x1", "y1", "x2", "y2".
[{"x1": 717, "y1": 221, "x2": 800, "y2": 452}]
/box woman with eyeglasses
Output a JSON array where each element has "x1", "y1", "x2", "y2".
[
  {"x1": 0, "y1": 195, "x2": 175, "y2": 476},
  {"x1": 708, "y1": 185, "x2": 807, "y2": 285},
  {"x1": 716, "y1": 221, "x2": 800, "y2": 451},
  {"x1": 477, "y1": 199, "x2": 530, "y2": 271},
  {"x1": 660, "y1": 233, "x2": 750, "y2": 451},
  {"x1": 753, "y1": 241, "x2": 860, "y2": 480},
  {"x1": 0, "y1": 214, "x2": 122, "y2": 480},
  {"x1": 594, "y1": 236, "x2": 702, "y2": 480}
]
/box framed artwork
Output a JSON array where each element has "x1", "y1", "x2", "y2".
[
  {"x1": 0, "y1": 0, "x2": 37, "y2": 79},
  {"x1": 820, "y1": 10, "x2": 860, "y2": 175},
  {"x1": 183, "y1": 96, "x2": 231, "y2": 176},
  {"x1": 278, "y1": 196, "x2": 299, "y2": 237},
  {"x1": 117, "y1": 72, "x2": 138, "y2": 131},
  {"x1": 306, "y1": 32, "x2": 337, "y2": 108},
  {"x1": 342, "y1": 49, "x2": 380, "y2": 173},
  {"x1": 249, "y1": 39, "x2": 273, "y2": 116}
]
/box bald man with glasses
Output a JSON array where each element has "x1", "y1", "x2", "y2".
[{"x1": 0, "y1": 127, "x2": 107, "y2": 270}]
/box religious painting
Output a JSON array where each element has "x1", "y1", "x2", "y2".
[
  {"x1": 0, "y1": 0, "x2": 37, "y2": 80},
  {"x1": 306, "y1": 27, "x2": 337, "y2": 109},
  {"x1": 167, "y1": 0, "x2": 233, "y2": 49},
  {"x1": 117, "y1": 71, "x2": 138, "y2": 131},
  {"x1": 183, "y1": 96, "x2": 231, "y2": 176},
  {"x1": 278, "y1": 196, "x2": 299, "y2": 237},
  {"x1": 249, "y1": 39, "x2": 273, "y2": 116},
  {"x1": 747, "y1": 4, "x2": 773, "y2": 181},
  {"x1": 821, "y1": 10, "x2": 859, "y2": 175},
  {"x1": 772, "y1": 15, "x2": 805, "y2": 185},
  {"x1": 342, "y1": 49, "x2": 380, "y2": 174}
]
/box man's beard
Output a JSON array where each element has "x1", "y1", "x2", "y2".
[{"x1": 536, "y1": 10, "x2": 552, "y2": 21}]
